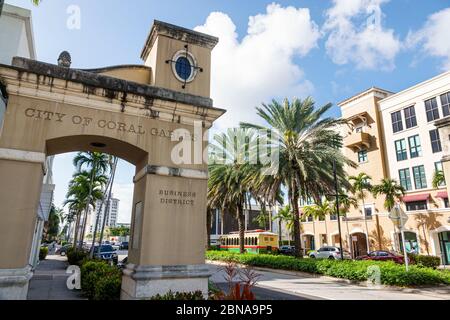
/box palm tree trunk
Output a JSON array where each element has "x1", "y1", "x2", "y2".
[
  {"x1": 79, "y1": 168, "x2": 96, "y2": 249},
  {"x1": 291, "y1": 181, "x2": 302, "y2": 258},
  {"x1": 361, "y1": 197, "x2": 371, "y2": 253},
  {"x1": 72, "y1": 211, "x2": 81, "y2": 248},
  {"x1": 98, "y1": 157, "x2": 118, "y2": 248},
  {"x1": 237, "y1": 203, "x2": 245, "y2": 254},
  {"x1": 206, "y1": 208, "x2": 212, "y2": 249}
]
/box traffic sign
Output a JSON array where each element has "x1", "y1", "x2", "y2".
[{"x1": 389, "y1": 204, "x2": 408, "y2": 228}]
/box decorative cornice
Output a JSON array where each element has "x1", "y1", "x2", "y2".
[
  {"x1": 141, "y1": 20, "x2": 219, "y2": 61},
  {"x1": 134, "y1": 164, "x2": 208, "y2": 183}
]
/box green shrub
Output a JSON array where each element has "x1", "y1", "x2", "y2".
[
  {"x1": 80, "y1": 260, "x2": 122, "y2": 300},
  {"x1": 206, "y1": 251, "x2": 450, "y2": 287},
  {"x1": 39, "y1": 247, "x2": 48, "y2": 261},
  {"x1": 150, "y1": 290, "x2": 205, "y2": 300},
  {"x1": 408, "y1": 254, "x2": 441, "y2": 269},
  {"x1": 67, "y1": 248, "x2": 89, "y2": 266}
]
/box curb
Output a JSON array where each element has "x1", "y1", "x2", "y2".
[{"x1": 206, "y1": 260, "x2": 450, "y2": 296}]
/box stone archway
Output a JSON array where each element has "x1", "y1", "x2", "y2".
[{"x1": 0, "y1": 21, "x2": 225, "y2": 300}]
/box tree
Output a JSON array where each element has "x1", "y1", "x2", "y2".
[
  {"x1": 303, "y1": 200, "x2": 334, "y2": 245},
  {"x1": 337, "y1": 194, "x2": 358, "y2": 253},
  {"x1": 372, "y1": 178, "x2": 405, "y2": 212},
  {"x1": 349, "y1": 172, "x2": 372, "y2": 252},
  {"x1": 242, "y1": 98, "x2": 353, "y2": 257},
  {"x1": 64, "y1": 170, "x2": 107, "y2": 248},
  {"x1": 73, "y1": 152, "x2": 111, "y2": 248},
  {"x1": 208, "y1": 129, "x2": 258, "y2": 254},
  {"x1": 272, "y1": 205, "x2": 295, "y2": 245},
  {"x1": 43, "y1": 204, "x2": 63, "y2": 242},
  {"x1": 432, "y1": 170, "x2": 446, "y2": 189}
]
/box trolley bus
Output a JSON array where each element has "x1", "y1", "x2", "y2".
[{"x1": 219, "y1": 230, "x2": 279, "y2": 254}]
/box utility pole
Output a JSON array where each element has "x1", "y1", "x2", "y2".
[{"x1": 333, "y1": 160, "x2": 345, "y2": 260}]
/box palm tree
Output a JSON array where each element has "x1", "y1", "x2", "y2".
[
  {"x1": 64, "y1": 170, "x2": 107, "y2": 248},
  {"x1": 208, "y1": 129, "x2": 258, "y2": 253},
  {"x1": 242, "y1": 98, "x2": 353, "y2": 257},
  {"x1": 337, "y1": 194, "x2": 358, "y2": 254},
  {"x1": 272, "y1": 205, "x2": 294, "y2": 245},
  {"x1": 432, "y1": 170, "x2": 446, "y2": 189},
  {"x1": 349, "y1": 172, "x2": 372, "y2": 252},
  {"x1": 372, "y1": 178, "x2": 405, "y2": 212},
  {"x1": 73, "y1": 152, "x2": 111, "y2": 247},
  {"x1": 303, "y1": 200, "x2": 334, "y2": 245}
]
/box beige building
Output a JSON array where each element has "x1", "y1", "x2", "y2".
[{"x1": 301, "y1": 72, "x2": 450, "y2": 264}]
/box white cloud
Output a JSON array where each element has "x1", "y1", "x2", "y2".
[
  {"x1": 323, "y1": 0, "x2": 401, "y2": 70},
  {"x1": 406, "y1": 8, "x2": 450, "y2": 71},
  {"x1": 112, "y1": 183, "x2": 134, "y2": 224},
  {"x1": 195, "y1": 3, "x2": 320, "y2": 128}
]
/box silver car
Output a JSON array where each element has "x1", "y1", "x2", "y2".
[{"x1": 309, "y1": 246, "x2": 351, "y2": 260}]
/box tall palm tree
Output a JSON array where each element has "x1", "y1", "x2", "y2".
[
  {"x1": 272, "y1": 205, "x2": 294, "y2": 245},
  {"x1": 349, "y1": 172, "x2": 372, "y2": 252},
  {"x1": 208, "y1": 129, "x2": 257, "y2": 253},
  {"x1": 242, "y1": 97, "x2": 353, "y2": 257},
  {"x1": 65, "y1": 170, "x2": 107, "y2": 248},
  {"x1": 73, "y1": 152, "x2": 111, "y2": 247},
  {"x1": 432, "y1": 170, "x2": 446, "y2": 189},
  {"x1": 337, "y1": 194, "x2": 358, "y2": 253},
  {"x1": 372, "y1": 178, "x2": 405, "y2": 212},
  {"x1": 303, "y1": 200, "x2": 334, "y2": 245}
]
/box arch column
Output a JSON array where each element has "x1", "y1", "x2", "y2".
[
  {"x1": 121, "y1": 163, "x2": 210, "y2": 299},
  {"x1": 0, "y1": 148, "x2": 45, "y2": 299}
]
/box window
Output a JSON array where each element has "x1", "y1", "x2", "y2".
[
  {"x1": 429, "y1": 129, "x2": 442, "y2": 153},
  {"x1": 441, "y1": 92, "x2": 450, "y2": 117},
  {"x1": 364, "y1": 206, "x2": 373, "y2": 217},
  {"x1": 395, "y1": 139, "x2": 407, "y2": 161},
  {"x1": 404, "y1": 106, "x2": 417, "y2": 128},
  {"x1": 406, "y1": 201, "x2": 427, "y2": 211},
  {"x1": 399, "y1": 168, "x2": 412, "y2": 191},
  {"x1": 412, "y1": 165, "x2": 427, "y2": 189},
  {"x1": 358, "y1": 150, "x2": 368, "y2": 163},
  {"x1": 391, "y1": 111, "x2": 403, "y2": 133},
  {"x1": 445, "y1": 198, "x2": 449, "y2": 208},
  {"x1": 330, "y1": 213, "x2": 337, "y2": 220},
  {"x1": 355, "y1": 126, "x2": 364, "y2": 133},
  {"x1": 435, "y1": 161, "x2": 446, "y2": 186},
  {"x1": 425, "y1": 98, "x2": 440, "y2": 122},
  {"x1": 307, "y1": 215, "x2": 313, "y2": 222},
  {"x1": 408, "y1": 135, "x2": 422, "y2": 158}
]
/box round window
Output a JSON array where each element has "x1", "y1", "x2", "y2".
[
  {"x1": 170, "y1": 50, "x2": 198, "y2": 83},
  {"x1": 175, "y1": 57, "x2": 192, "y2": 81}
]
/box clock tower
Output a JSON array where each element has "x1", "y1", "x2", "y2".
[{"x1": 141, "y1": 20, "x2": 218, "y2": 98}]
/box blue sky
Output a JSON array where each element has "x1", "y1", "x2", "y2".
[{"x1": 5, "y1": 0, "x2": 450, "y2": 223}]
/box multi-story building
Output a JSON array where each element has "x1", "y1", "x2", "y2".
[
  {"x1": 300, "y1": 71, "x2": 450, "y2": 264},
  {"x1": 87, "y1": 196, "x2": 120, "y2": 235}
]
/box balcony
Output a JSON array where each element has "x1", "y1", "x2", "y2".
[{"x1": 344, "y1": 132, "x2": 371, "y2": 151}]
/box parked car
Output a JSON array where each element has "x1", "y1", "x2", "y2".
[
  {"x1": 356, "y1": 250, "x2": 404, "y2": 264},
  {"x1": 309, "y1": 246, "x2": 351, "y2": 260},
  {"x1": 120, "y1": 241, "x2": 129, "y2": 250},
  {"x1": 279, "y1": 245, "x2": 295, "y2": 255},
  {"x1": 56, "y1": 245, "x2": 70, "y2": 256},
  {"x1": 93, "y1": 245, "x2": 118, "y2": 264}
]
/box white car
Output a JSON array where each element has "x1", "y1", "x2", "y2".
[{"x1": 309, "y1": 246, "x2": 351, "y2": 260}]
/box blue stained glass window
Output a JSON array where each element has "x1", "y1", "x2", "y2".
[{"x1": 175, "y1": 57, "x2": 192, "y2": 81}]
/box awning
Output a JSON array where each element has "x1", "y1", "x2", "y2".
[
  {"x1": 402, "y1": 193, "x2": 430, "y2": 203},
  {"x1": 436, "y1": 191, "x2": 448, "y2": 199}
]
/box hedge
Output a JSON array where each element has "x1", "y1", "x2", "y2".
[
  {"x1": 80, "y1": 260, "x2": 122, "y2": 300},
  {"x1": 206, "y1": 251, "x2": 450, "y2": 287},
  {"x1": 39, "y1": 247, "x2": 48, "y2": 261},
  {"x1": 408, "y1": 254, "x2": 441, "y2": 269},
  {"x1": 67, "y1": 248, "x2": 89, "y2": 266}
]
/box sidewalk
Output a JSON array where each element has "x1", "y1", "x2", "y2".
[
  {"x1": 207, "y1": 261, "x2": 450, "y2": 300},
  {"x1": 27, "y1": 255, "x2": 85, "y2": 300}
]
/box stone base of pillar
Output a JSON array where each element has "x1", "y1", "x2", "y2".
[
  {"x1": 120, "y1": 264, "x2": 211, "y2": 300},
  {"x1": 0, "y1": 266, "x2": 33, "y2": 300}
]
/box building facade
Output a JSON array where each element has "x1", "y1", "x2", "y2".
[
  {"x1": 0, "y1": 4, "x2": 54, "y2": 271},
  {"x1": 300, "y1": 72, "x2": 450, "y2": 264},
  {"x1": 87, "y1": 196, "x2": 120, "y2": 235}
]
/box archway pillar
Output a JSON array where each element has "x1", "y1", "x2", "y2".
[
  {"x1": 121, "y1": 163, "x2": 210, "y2": 300},
  {"x1": 0, "y1": 148, "x2": 45, "y2": 299}
]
